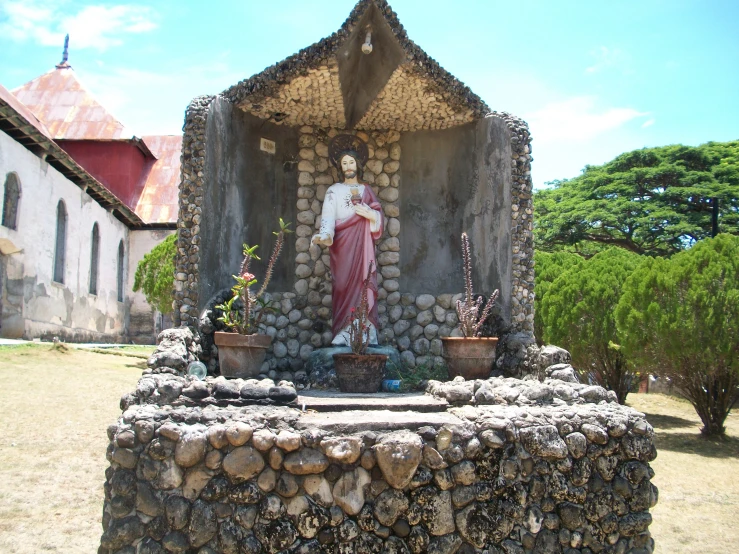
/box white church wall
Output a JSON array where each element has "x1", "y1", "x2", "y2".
[{"x1": 0, "y1": 129, "x2": 132, "y2": 341}]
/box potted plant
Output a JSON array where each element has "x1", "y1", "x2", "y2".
[
  {"x1": 333, "y1": 262, "x2": 387, "y2": 393},
  {"x1": 214, "y1": 219, "x2": 292, "y2": 379},
  {"x1": 441, "y1": 232, "x2": 500, "y2": 380}
]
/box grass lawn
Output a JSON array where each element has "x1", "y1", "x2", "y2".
[{"x1": 0, "y1": 344, "x2": 736, "y2": 553}]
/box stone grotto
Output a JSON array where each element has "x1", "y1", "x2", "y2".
[{"x1": 98, "y1": 1, "x2": 658, "y2": 552}]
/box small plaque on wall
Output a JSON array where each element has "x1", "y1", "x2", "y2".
[{"x1": 260, "y1": 138, "x2": 276, "y2": 154}]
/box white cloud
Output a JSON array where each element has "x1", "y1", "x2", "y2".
[
  {"x1": 524, "y1": 96, "x2": 650, "y2": 143},
  {"x1": 0, "y1": 1, "x2": 157, "y2": 50},
  {"x1": 641, "y1": 118, "x2": 656, "y2": 128},
  {"x1": 77, "y1": 57, "x2": 243, "y2": 135},
  {"x1": 586, "y1": 46, "x2": 629, "y2": 74}
]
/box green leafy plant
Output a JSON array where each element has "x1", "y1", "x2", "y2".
[
  {"x1": 456, "y1": 232, "x2": 499, "y2": 337},
  {"x1": 133, "y1": 233, "x2": 176, "y2": 315},
  {"x1": 533, "y1": 251, "x2": 584, "y2": 343},
  {"x1": 616, "y1": 234, "x2": 739, "y2": 435},
  {"x1": 216, "y1": 219, "x2": 292, "y2": 335},
  {"x1": 540, "y1": 248, "x2": 641, "y2": 403},
  {"x1": 383, "y1": 356, "x2": 447, "y2": 392}
]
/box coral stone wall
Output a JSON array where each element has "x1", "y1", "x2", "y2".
[{"x1": 100, "y1": 377, "x2": 657, "y2": 553}]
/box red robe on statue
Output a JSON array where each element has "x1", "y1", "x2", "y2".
[{"x1": 330, "y1": 186, "x2": 384, "y2": 338}]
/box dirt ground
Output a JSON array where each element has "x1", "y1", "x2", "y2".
[
  {"x1": 0, "y1": 344, "x2": 736, "y2": 553},
  {"x1": 0, "y1": 344, "x2": 144, "y2": 553},
  {"x1": 627, "y1": 393, "x2": 739, "y2": 553}
]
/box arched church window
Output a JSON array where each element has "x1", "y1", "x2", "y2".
[
  {"x1": 53, "y1": 200, "x2": 67, "y2": 283},
  {"x1": 90, "y1": 223, "x2": 100, "y2": 295},
  {"x1": 2, "y1": 172, "x2": 21, "y2": 230},
  {"x1": 117, "y1": 240, "x2": 125, "y2": 302}
]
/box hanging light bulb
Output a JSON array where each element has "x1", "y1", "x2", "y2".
[{"x1": 361, "y1": 27, "x2": 373, "y2": 55}]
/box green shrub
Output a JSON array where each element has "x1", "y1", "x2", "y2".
[
  {"x1": 540, "y1": 248, "x2": 641, "y2": 403},
  {"x1": 133, "y1": 234, "x2": 176, "y2": 316},
  {"x1": 616, "y1": 234, "x2": 739, "y2": 436}
]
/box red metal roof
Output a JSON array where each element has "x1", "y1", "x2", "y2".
[
  {"x1": 12, "y1": 66, "x2": 130, "y2": 140},
  {"x1": 0, "y1": 83, "x2": 53, "y2": 140},
  {"x1": 135, "y1": 135, "x2": 182, "y2": 224}
]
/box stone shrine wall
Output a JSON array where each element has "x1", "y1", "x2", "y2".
[
  {"x1": 100, "y1": 373, "x2": 657, "y2": 553},
  {"x1": 175, "y1": 95, "x2": 535, "y2": 375}
]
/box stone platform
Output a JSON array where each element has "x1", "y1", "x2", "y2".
[{"x1": 100, "y1": 372, "x2": 658, "y2": 554}]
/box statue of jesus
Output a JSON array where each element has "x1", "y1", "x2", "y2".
[{"x1": 311, "y1": 134, "x2": 384, "y2": 346}]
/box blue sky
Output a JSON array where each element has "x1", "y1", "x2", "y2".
[{"x1": 1, "y1": 0, "x2": 737, "y2": 188}]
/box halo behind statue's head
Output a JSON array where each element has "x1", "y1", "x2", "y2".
[{"x1": 329, "y1": 134, "x2": 369, "y2": 169}]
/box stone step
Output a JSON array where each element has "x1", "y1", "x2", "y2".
[
  {"x1": 296, "y1": 390, "x2": 448, "y2": 413},
  {"x1": 295, "y1": 409, "x2": 470, "y2": 435}
]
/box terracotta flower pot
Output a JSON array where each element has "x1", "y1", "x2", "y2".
[
  {"x1": 214, "y1": 331, "x2": 272, "y2": 379},
  {"x1": 441, "y1": 337, "x2": 499, "y2": 380},
  {"x1": 333, "y1": 353, "x2": 387, "y2": 393}
]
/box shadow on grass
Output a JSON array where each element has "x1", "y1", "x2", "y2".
[
  {"x1": 125, "y1": 361, "x2": 148, "y2": 370},
  {"x1": 654, "y1": 431, "x2": 739, "y2": 459},
  {"x1": 640, "y1": 411, "x2": 696, "y2": 430}
]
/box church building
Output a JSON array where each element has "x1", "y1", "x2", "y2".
[{"x1": 0, "y1": 45, "x2": 179, "y2": 343}]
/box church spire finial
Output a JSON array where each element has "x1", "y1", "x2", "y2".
[{"x1": 56, "y1": 34, "x2": 70, "y2": 69}]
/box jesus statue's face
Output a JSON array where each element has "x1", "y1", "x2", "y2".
[{"x1": 341, "y1": 154, "x2": 358, "y2": 179}]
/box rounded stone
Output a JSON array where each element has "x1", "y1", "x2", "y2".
[
  {"x1": 387, "y1": 218, "x2": 400, "y2": 237},
  {"x1": 379, "y1": 187, "x2": 399, "y2": 202},
  {"x1": 367, "y1": 160, "x2": 384, "y2": 174},
  {"x1": 276, "y1": 473, "x2": 300, "y2": 497},
  {"x1": 387, "y1": 292, "x2": 401, "y2": 305},
  {"x1": 389, "y1": 143, "x2": 401, "y2": 161},
  {"x1": 384, "y1": 161, "x2": 400, "y2": 174},
  {"x1": 374, "y1": 488, "x2": 409, "y2": 527},
  {"x1": 332, "y1": 467, "x2": 371, "y2": 515},
  {"x1": 174, "y1": 432, "x2": 207, "y2": 468},
  {"x1": 409, "y1": 325, "x2": 424, "y2": 340},
  {"x1": 276, "y1": 431, "x2": 302, "y2": 452},
  {"x1": 284, "y1": 448, "x2": 329, "y2": 475},
  {"x1": 377, "y1": 251, "x2": 400, "y2": 265},
  {"x1": 269, "y1": 447, "x2": 285, "y2": 470},
  {"x1": 258, "y1": 467, "x2": 278, "y2": 492},
  {"x1": 451, "y1": 461, "x2": 477, "y2": 485},
  {"x1": 315, "y1": 142, "x2": 328, "y2": 157},
  {"x1": 295, "y1": 279, "x2": 309, "y2": 296},
  {"x1": 383, "y1": 280, "x2": 399, "y2": 292},
  {"x1": 252, "y1": 429, "x2": 276, "y2": 452},
  {"x1": 222, "y1": 447, "x2": 265, "y2": 483},
  {"x1": 400, "y1": 350, "x2": 416, "y2": 368},
  {"x1": 299, "y1": 344, "x2": 314, "y2": 361},
  {"x1": 416, "y1": 310, "x2": 434, "y2": 327},
  {"x1": 298, "y1": 172, "x2": 315, "y2": 186},
  {"x1": 226, "y1": 423, "x2": 253, "y2": 447},
  {"x1": 424, "y1": 324, "x2": 439, "y2": 340},
  {"x1": 273, "y1": 342, "x2": 288, "y2": 358},
  {"x1": 413, "y1": 338, "x2": 430, "y2": 355},
  {"x1": 298, "y1": 160, "x2": 315, "y2": 173},
  {"x1": 321, "y1": 437, "x2": 363, "y2": 464}
]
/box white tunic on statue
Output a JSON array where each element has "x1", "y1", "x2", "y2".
[{"x1": 316, "y1": 183, "x2": 382, "y2": 243}]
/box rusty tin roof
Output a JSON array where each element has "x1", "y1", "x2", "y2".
[
  {"x1": 0, "y1": 83, "x2": 53, "y2": 140},
  {"x1": 12, "y1": 66, "x2": 131, "y2": 140},
  {"x1": 135, "y1": 135, "x2": 182, "y2": 225}
]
